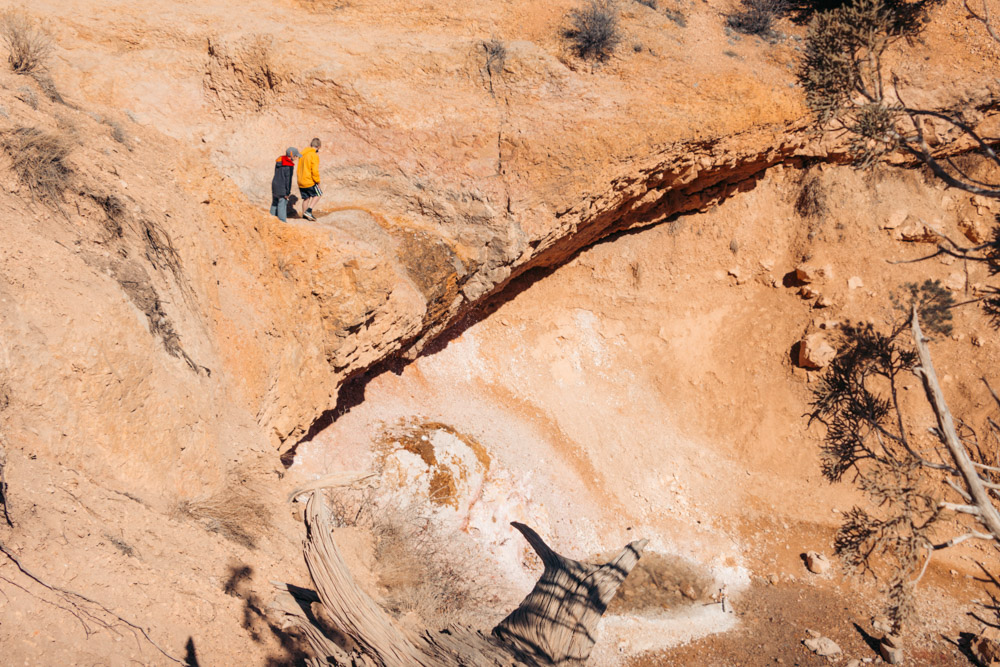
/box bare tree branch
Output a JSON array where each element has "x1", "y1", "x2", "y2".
[
  {"x1": 934, "y1": 532, "x2": 997, "y2": 549},
  {"x1": 965, "y1": 0, "x2": 1000, "y2": 45},
  {"x1": 912, "y1": 308, "x2": 1000, "y2": 539},
  {"x1": 0, "y1": 541, "x2": 182, "y2": 662}
]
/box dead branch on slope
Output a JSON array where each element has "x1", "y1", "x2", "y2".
[
  {"x1": 0, "y1": 540, "x2": 182, "y2": 662},
  {"x1": 811, "y1": 298, "x2": 1000, "y2": 633},
  {"x1": 273, "y1": 483, "x2": 647, "y2": 666}
]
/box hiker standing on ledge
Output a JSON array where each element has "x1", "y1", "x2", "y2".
[
  {"x1": 270, "y1": 147, "x2": 300, "y2": 222},
  {"x1": 298, "y1": 137, "x2": 323, "y2": 221}
]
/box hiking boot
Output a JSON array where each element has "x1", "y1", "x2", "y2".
[{"x1": 303, "y1": 211, "x2": 316, "y2": 221}]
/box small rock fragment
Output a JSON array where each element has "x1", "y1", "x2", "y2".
[
  {"x1": 798, "y1": 333, "x2": 836, "y2": 370},
  {"x1": 944, "y1": 272, "x2": 965, "y2": 292},
  {"x1": 959, "y1": 217, "x2": 989, "y2": 243},
  {"x1": 814, "y1": 294, "x2": 834, "y2": 309},
  {"x1": 972, "y1": 626, "x2": 1000, "y2": 666},
  {"x1": 804, "y1": 636, "x2": 842, "y2": 657},
  {"x1": 795, "y1": 263, "x2": 833, "y2": 284},
  {"x1": 848, "y1": 276, "x2": 864, "y2": 290},
  {"x1": 805, "y1": 551, "x2": 831, "y2": 574},
  {"x1": 880, "y1": 635, "x2": 903, "y2": 664},
  {"x1": 799, "y1": 285, "x2": 820, "y2": 299},
  {"x1": 883, "y1": 209, "x2": 907, "y2": 229},
  {"x1": 846, "y1": 660, "x2": 861, "y2": 667},
  {"x1": 973, "y1": 334, "x2": 983, "y2": 347},
  {"x1": 872, "y1": 616, "x2": 893, "y2": 634},
  {"x1": 896, "y1": 217, "x2": 942, "y2": 242}
]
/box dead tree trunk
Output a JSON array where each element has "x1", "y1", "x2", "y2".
[{"x1": 272, "y1": 488, "x2": 647, "y2": 666}]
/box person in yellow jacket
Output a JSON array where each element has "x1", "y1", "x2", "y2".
[{"x1": 297, "y1": 137, "x2": 323, "y2": 221}]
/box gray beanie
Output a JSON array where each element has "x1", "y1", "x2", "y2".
[{"x1": 286, "y1": 147, "x2": 302, "y2": 158}]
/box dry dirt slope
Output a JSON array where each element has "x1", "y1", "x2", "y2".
[{"x1": 0, "y1": 0, "x2": 996, "y2": 664}]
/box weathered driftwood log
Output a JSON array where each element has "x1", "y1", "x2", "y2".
[{"x1": 272, "y1": 487, "x2": 647, "y2": 666}]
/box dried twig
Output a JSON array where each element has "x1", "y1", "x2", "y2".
[
  {"x1": 965, "y1": 0, "x2": 1000, "y2": 45},
  {"x1": 0, "y1": 540, "x2": 182, "y2": 662},
  {"x1": 0, "y1": 443, "x2": 11, "y2": 527}
]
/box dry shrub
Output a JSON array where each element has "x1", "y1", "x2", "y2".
[
  {"x1": 103, "y1": 118, "x2": 128, "y2": 146},
  {"x1": 32, "y1": 72, "x2": 63, "y2": 104},
  {"x1": 726, "y1": 0, "x2": 787, "y2": 37},
  {"x1": 795, "y1": 175, "x2": 828, "y2": 218},
  {"x1": 0, "y1": 126, "x2": 71, "y2": 203},
  {"x1": 15, "y1": 84, "x2": 35, "y2": 109},
  {"x1": 179, "y1": 484, "x2": 272, "y2": 549},
  {"x1": 0, "y1": 10, "x2": 51, "y2": 74},
  {"x1": 565, "y1": 0, "x2": 621, "y2": 61}
]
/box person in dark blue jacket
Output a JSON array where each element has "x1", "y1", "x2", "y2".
[{"x1": 270, "y1": 147, "x2": 301, "y2": 222}]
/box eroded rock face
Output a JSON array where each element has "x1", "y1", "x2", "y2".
[
  {"x1": 0, "y1": 1, "x2": 998, "y2": 662},
  {"x1": 3, "y1": 0, "x2": 993, "y2": 491}
]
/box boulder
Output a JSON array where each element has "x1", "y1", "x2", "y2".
[
  {"x1": 798, "y1": 333, "x2": 836, "y2": 370},
  {"x1": 805, "y1": 551, "x2": 831, "y2": 574},
  {"x1": 804, "y1": 636, "x2": 842, "y2": 657},
  {"x1": 895, "y1": 217, "x2": 942, "y2": 242},
  {"x1": 883, "y1": 209, "x2": 907, "y2": 229},
  {"x1": 944, "y1": 272, "x2": 965, "y2": 292}
]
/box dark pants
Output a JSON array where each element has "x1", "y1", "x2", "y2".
[{"x1": 270, "y1": 196, "x2": 288, "y2": 222}]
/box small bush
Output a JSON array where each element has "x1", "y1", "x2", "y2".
[
  {"x1": 32, "y1": 72, "x2": 63, "y2": 104},
  {"x1": 795, "y1": 176, "x2": 828, "y2": 218},
  {"x1": 565, "y1": 0, "x2": 621, "y2": 61},
  {"x1": 178, "y1": 483, "x2": 271, "y2": 549},
  {"x1": 0, "y1": 10, "x2": 50, "y2": 74},
  {"x1": 725, "y1": 0, "x2": 787, "y2": 37},
  {"x1": 1, "y1": 126, "x2": 71, "y2": 202},
  {"x1": 15, "y1": 85, "x2": 35, "y2": 109},
  {"x1": 483, "y1": 38, "x2": 506, "y2": 78},
  {"x1": 664, "y1": 7, "x2": 688, "y2": 27},
  {"x1": 102, "y1": 118, "x2": 129, "y2": 147}
]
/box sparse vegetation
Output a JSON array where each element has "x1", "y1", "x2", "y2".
[
  {"x1": 105, "y1": 533, "x2": 137, "y2": 558},
  {"x1": 795, "y1": 175, "x2": 828, "y2": 219},
  {"x1": 0, "y1": 126, "x2": 71, "y2": 203},
  {"x1": 482, "y1": 38, "x2": 506, "y2": 95},
  {"x1": 664, "y1": 7, "x2": 688, "y2": 27},
  {"x1": 565, "y1": 0, "x2": 622, "y2": 61},
  {"x1": 0, "y1": 9, "x2": 51, "y2": 74},
  {"x1": 103, "y1": 118, "x2": 129, "y2": 147},
  {"x1": 797, "y1": 0, "x2": 996, "y2": 188},
  {"x1": 15, "y1": 85, "x2": 35, "y2": 109},
  {"x1": 725, "y1": 0, "x2": 787, "y2": 37},
  {"x1": 482, "y1": 38, "x2": 506, "y2": 78},
  {"x1": 32, "y1": 72, "x2": 62, "y2": 103},
  {"x1": 178, "y1": 483, "x2": 271, "y2": 549}
]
